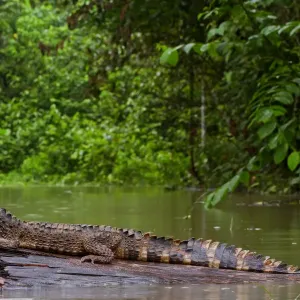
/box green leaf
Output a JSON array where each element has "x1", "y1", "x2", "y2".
[
  {"x1": 211, "y1": 185, "x2": 228, "y2": 207},
  {"x1": 274, "y1": 143, "x2": 289, "y2": 164},
  {"x1": 285, "y1": 84, "x2": 300, "y2": 96},
  {"x1": 247, "y1": 156, "x2": 260, "y2": 172},
  {"x1": 290, "y1": 24, "x2": 300, "y2": 36},
  {"x1": 273, "y1": 91, "x2": 294, "y2": 105},
  {"x1": 293, "y1": 78, "x2": 300, "y2": 86},
  {"x1": 204, "y1": 192, "x2": 215, "y2": 209},
  {"x1": 160, "y1": 48, "x2": 179, "y2": 66},
  {"x1": 254, "y1": 108, "x2": 273, "y2": 123},
  {"x1": 183, "y1": 43, "x2": 195, "y2": 54},
  {"x1": 192, "y1": 43, "x2": 203, "y2": 55},
  {"x1": 268, "y1": 134, "x2": 279, "y2": 150},
  {"x1": 261, "y1": 25, "x2": 280, "y2": 36},
  {"x1": 227, "y1": 174, "x2": 240, "y2": 192},
  {"x1": 258, "y1": 121, "x2": 277, "y2": 140},
  {"x1": 288, "y1": 152, "x2": 299, "y2": 171},
  {"x1": 270, "y1": 105, "x2": 287, "y2": 117},
  {"x1": 290, "y1": 177, "x2": 300, "y2": 185},
  {"x1": 239, "y1": 171, "x2": 250, "y2": 186},
  {"x1": 200, "y1": 43, "x2": 209, "y2": 53}
]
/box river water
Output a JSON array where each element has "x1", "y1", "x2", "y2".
[{"x1": 0, "y1": 186, "x2": 300, "y2": 299}]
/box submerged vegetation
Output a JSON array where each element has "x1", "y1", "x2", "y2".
[{"x1": 0, "y1": 0, "x2": 300, "y2": 206}]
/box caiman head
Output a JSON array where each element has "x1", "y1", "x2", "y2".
[{"x1": 0, "y1": 208, "x2": 21, "y2": 239}]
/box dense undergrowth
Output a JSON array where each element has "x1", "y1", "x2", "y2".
[{"x1": 0, "y1": 0, "x2": 300, "y2": 206}]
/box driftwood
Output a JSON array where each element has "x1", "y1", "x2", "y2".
[{"x1": 1, "y1": 248, "x2": 300, "y2": 288}]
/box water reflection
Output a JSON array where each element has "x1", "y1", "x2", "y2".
[{"x1": 2, "y1": 284, "x2": 300, "y2": 299}]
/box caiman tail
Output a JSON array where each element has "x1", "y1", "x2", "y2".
[{"x1": 115, "y1": 229, "x2": 299, "y2": 274}]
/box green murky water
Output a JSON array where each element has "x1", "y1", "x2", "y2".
[{"x1": 1, "y1": 186, "x2": 300, "y2": 299}]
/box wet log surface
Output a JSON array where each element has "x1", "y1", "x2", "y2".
[{"x1": 1, "y1": 248, "x2": 300, "y2": 288}]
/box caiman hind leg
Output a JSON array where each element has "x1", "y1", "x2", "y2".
[
  {"x1": 81, "y1": 232, "x2": 122, "y2": 264},
  {"x1": 80, "y1": 245, "x2": 114, "y2": 264}
]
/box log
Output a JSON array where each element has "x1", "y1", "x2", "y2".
[{"x1": 1, "y1": 248, "x2": 300, "y2": 288}]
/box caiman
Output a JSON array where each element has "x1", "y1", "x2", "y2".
[{"x1": 0, "y1": 208, "x2": 298, "y2": 273}]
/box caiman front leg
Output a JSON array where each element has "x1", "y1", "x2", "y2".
[
  {"x1": 0, "y1": 238, "x2": 20, "y2": 250},
  {"x1": 80, "y1": 232, "x2": 122, "y2": 264}
]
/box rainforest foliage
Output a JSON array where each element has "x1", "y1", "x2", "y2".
[{"x1": 0, "y1": 0, "x2": 300, "y2": 206}]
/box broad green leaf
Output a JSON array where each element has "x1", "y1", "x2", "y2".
[
  {"x1": 290, "y1": 177, "x2": 300, "y2": 185},
  {"x1": 293, "y1": 78, "x2": 300, "y2": 86},
  {"x1": 285, "y1": 84, "x2": 300, "y2": 95},
  {"x1": 274, "y1": 143, "x2": 289, "y2": 164},
  {"x1": 227, "y1": 174, "x2": 240, "y2": 192},
  {"x1": 288, "y1": 152, "x2": 299, "y2": 171},
  {"x1": 281, "y1": 118, "x2": 295, "y2": 131},
  {"x1": 239, "y1": 171, "x2": 250, "y2": 186},
  {"x1": 200, "y1": 44, "x2": 209, "y2": 53},
  {"x1": 174, "y1": 44, "x2": 184, "y2": 51},
  {"x1": 261, "y1": 25, "x2": 280, "y2": 36},
  {"x1": 211, "y1": 185, "x2": 228, "y2": 207},
  {"x1": 192, "y1": 43, "x2": 204, "y2": 55},
  {"x1": 254, "y1": 108, "x2": 273, "y2": 123},
  {"x1": 278, "y1": 23, "x2": 294, "y2": 34},
  {"x1": 183, "y1": 43, "x2": 195, "y2": 54},
  {"x1": 207, "y1": 42, "x2": 220, "y2": 58},
  {"x1": 247, "y1": 156, "x2": 260, "y2": 172},
  {"x1": 207, "y1": 27, "x2": 225, "y2": 41},
  {"x1": 270, "y1": 105, "x2": 287, "y2": 116},
  {"x1": 268, "y1": 134, "x2": 279, "y2": 150},
  {"x1": 204, "y1": 192, "x2": 215, "y2": 209},
  {"x1": 160, "y1": 48, "x2": 179, "y2": 66},
  {"x1": 273, "y1": 91, "x2": 294, "y2": 105},
  {"x1": 290, "y1": 24, "x2": 300, "y2": 36},
  {"x1": 257, "y1": 121, "x2": 277, "y2": 140}
]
